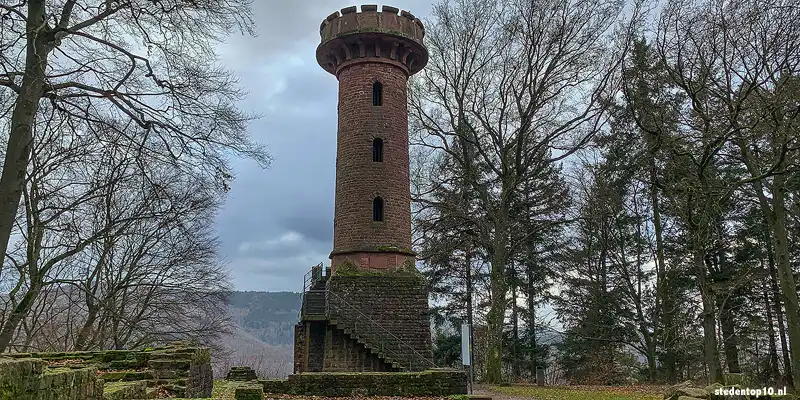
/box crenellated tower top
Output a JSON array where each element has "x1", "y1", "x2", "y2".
[{"x1": 316, "y1": 5, "x2": 429, "y2": 77}]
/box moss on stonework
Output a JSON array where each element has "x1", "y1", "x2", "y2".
[
  {"x1": 255, "y1": 369, "x2": 467, "y2": 396},
  {"x1": 0, "y1": 342, "x2": 213, "y2": 399},
  {"x1": 335, "y1": 258, "x2": 423, "y2": 278},
  {"x1": 396, "y1": 259, "x2": 422, "y2": 275},
  {"x1": 335, "y1": 260, "x2": 361, "y2": 275},
  {"x1": 374, "y1": 245, "x2": 413, "y2": 253}
]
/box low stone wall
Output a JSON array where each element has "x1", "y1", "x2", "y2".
[
  {"x1": 232, "y1": 381, "x2": 264, "y2": 400},
  {"x1": 102, "y1": 381, "x2": 147, "y2": 400},
  {"x1": 261, "y1": 369, "x2": 467, "y2": 397},
  {"x1": 6, "y1": 341, "x2": 213, "y2": 398},
  {"x1": 0, "y1": 357, "x2": 103, "y2": 400},
  {"x1": 226, "y1": 366, "x2": 257, "y2": 381},
  {"x1": 214, "y1": 380, "x2": 264, "y2": 400}
]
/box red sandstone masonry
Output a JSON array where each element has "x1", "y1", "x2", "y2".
[
  {"x1": 316, "y1": 5, "x2": 429, "y2": 269},
  {"x1": 333, "y1": 63, "x2": 411, "y2": 253}
]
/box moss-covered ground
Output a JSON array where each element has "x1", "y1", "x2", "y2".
[
  {"x1": 265, "y1": 396, "x2": 450, "y2": 400},
  {"x1": 211, "y1": 380, "x2": 231, "y2": 398},
  {"x1": 482, "y1": 384, "x2": 664, "y2": 400},
  {"x1": 203, "y1": 380, "x2": 659, "y2": 400}
]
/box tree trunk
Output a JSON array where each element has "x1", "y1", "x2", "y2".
[
  {"x1": 527, "y1": 263, "x2": 537, "y2": 380},
  {"x1": 465, "y1": 249, "x2": 475, "y2": 368},
  {"x1": 739, "y1": 141, "x2": 796, "y2": 389},
  {"x1": 661, "y1": 274, "x2": 678, "y2": 383},
  {"x1": 645, "y1": 334, "x2": 657, "y2": 382},
  {"x1": 764, "y1": 286, "x2": 781, "y2": 382},
  {"x1": 648, "y1": 162, "x2": 675, "y2": 382},
  {"x1": 713, "y1": 244, "x2": 740, "y2": 374},
  {"x1": 767, "y1": 234, "x2": 793, "y2": 388},
  {"x1": 695, "y1": 250, "x2": 722, "y2": 384},
  {"x1": 511, "y1": 269, "x2": 520, "y2": 381},
  {"x1": 718, "y1": 301, "x2": 740, "y2": 373},
  {"x1": 0, "y1": 283, "x2": 41, "y2": 351},
  {"x1": 770, "y1": 181, "x2": 800, "y2": 392},
  {"x1": 466, "y1": 249, "x2": 474, "y2": 370},
  {"x1": 74, "y1": 307, "x2": 99, "y2": 351},
  {"x1": 484, "y1": 239, "x2": 509, "y2": 384},
  {"x1": 0, "y1": 0, "x2": 49, "y2": 269}
]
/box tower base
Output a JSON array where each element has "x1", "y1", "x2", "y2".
[
  {"x1": 295, "y1": 269, "x2": 433, "y2": 373},
  {"x1": 262, "y1": 369, "x2": 468, "y2": 397}
]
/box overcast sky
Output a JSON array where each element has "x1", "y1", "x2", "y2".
[{"x1": 214, "y1": 2, "x2": 434, "y2": 292}]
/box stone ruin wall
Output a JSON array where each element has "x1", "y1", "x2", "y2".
[{"x1": 0, "y1": 341, "x2": 212, "y2": 399}]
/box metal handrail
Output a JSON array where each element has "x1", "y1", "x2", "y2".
[
  {"x1": 299, "y1": 263, "x2": 325, "y2": 319},
  {"x1": 328, "y1": 296, "x2": 410, "y2": 368},
  {"x1": 303, "y1": 262, "x2": 324, "y2": 292},
  {"x1": 326, "y1": 289, "x2": 436, "y2": 370}
]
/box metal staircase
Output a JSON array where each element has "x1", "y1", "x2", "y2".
[{"x1": 299, "y1": 264, "x2": 436, "y2": 372}]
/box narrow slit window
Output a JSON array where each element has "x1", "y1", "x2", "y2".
[
  {"x1": 372, "y1": 138, "x2": 384, "y2": 162},
  {"x1": 373, "y1": 197, "x2": 384, "y2": 221},
  {"x1": 372, "y1": 82, "x2": 383, "y2": 106}
]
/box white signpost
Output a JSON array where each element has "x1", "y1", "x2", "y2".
[{"x1": 461, "y1": 323, "x2": 473, "y2": 393}]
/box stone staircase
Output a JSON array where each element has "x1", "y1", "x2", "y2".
[
  {"x1": 325, "y1": 290, "x2": 435, "y2": 371},
  {"x1": 298, "y1": 265, "x2": 435, "y2": 372},
  {"x1": 300, "y1": 265, "x2": 328, "y2": 320}
]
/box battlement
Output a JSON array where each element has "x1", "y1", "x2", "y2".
[
  {"x1": 320, "y1": 5, "x2": 425, "y2": 44},
  {"x1": 316, "y1": 5, "x2": 428, "y2": 76}
]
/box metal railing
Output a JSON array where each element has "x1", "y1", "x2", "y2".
[
  {"x1": 299, "y1": 263, "x2": 325, "y2": 319},
  {"x1": 326, "y1": 289, "x2": 437, "y2": 371},
  {"x1": 303, "y1": 262, "x2": 325, "y2": 292}
]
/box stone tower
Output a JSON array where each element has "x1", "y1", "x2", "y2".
[
  {"x1": 294, "y1": 5, "x2": 433, "y2": 374},
  {"x1": 317, "y1": 4, "x2": 428, "y2": 271}
]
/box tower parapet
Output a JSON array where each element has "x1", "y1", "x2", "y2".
[{"x1": 316, "y1": 5, "x2": 429, "y2": 77}]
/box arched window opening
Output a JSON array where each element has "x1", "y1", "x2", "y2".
[
  {"x1": 372, "y1": 138, "x2": 384, "y2": 162},
  {"x1": 372, "y1": 82, "x2": 383, "y2": 106},
  {"x1": 373, "y1": 197, "x2": 384, "y2": 221}
]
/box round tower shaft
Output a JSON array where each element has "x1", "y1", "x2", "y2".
[{"x1": 316, "y1": 5, "x2": 428, "y2": 272}]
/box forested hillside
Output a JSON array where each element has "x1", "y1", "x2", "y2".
[
  {"x1": 211, "y1": 291, "x2": 301, "y2": 379},
  {"x1": 228, "y1": 291, "x2": 302, "y2": 346}
]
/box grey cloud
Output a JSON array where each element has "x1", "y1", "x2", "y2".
[
  {"x1": 226, "y1": 251, "x2": 330, "y2": 292},
  {"x1": 278, "y1": 215, "x2": 334, "y2": 244}
]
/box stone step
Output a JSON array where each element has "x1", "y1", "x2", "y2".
[{"x1": 328, "y1": 309, "x2": 421, "y2": 372}]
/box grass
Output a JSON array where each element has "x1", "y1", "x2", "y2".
[
  {"x1": 487, "y1": 384, "x2": 664, "y2": 400},
  {"x1": 211, "y1": 380, "x2": 233, "y2": 399}
]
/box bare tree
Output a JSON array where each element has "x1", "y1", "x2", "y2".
[
  {"x1": 1, "y1": 114, "x2": 160, "y2": 352},
  {"x1": 1, "y1": 101, "x2": 234, "y2": 352},
  {"x1": 409, "y1": 0, "x2": 631, "y2": 383},
  {"x1": 212, "y1": 338, "x2": 293, "y2": 380},
  {"x1": 67, "y1": 168, "x2": 231, "y2": 351},
  {"x1": 0, "y1": 0, "x2": 269, "y2": 277}
]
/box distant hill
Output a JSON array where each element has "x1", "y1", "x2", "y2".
[
  {"x1": 212, "y1": 291, "x2": 302, "y2": 379},
  {"x1": 228, "y1": 291, "x2": 302, "y2": 346}
]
